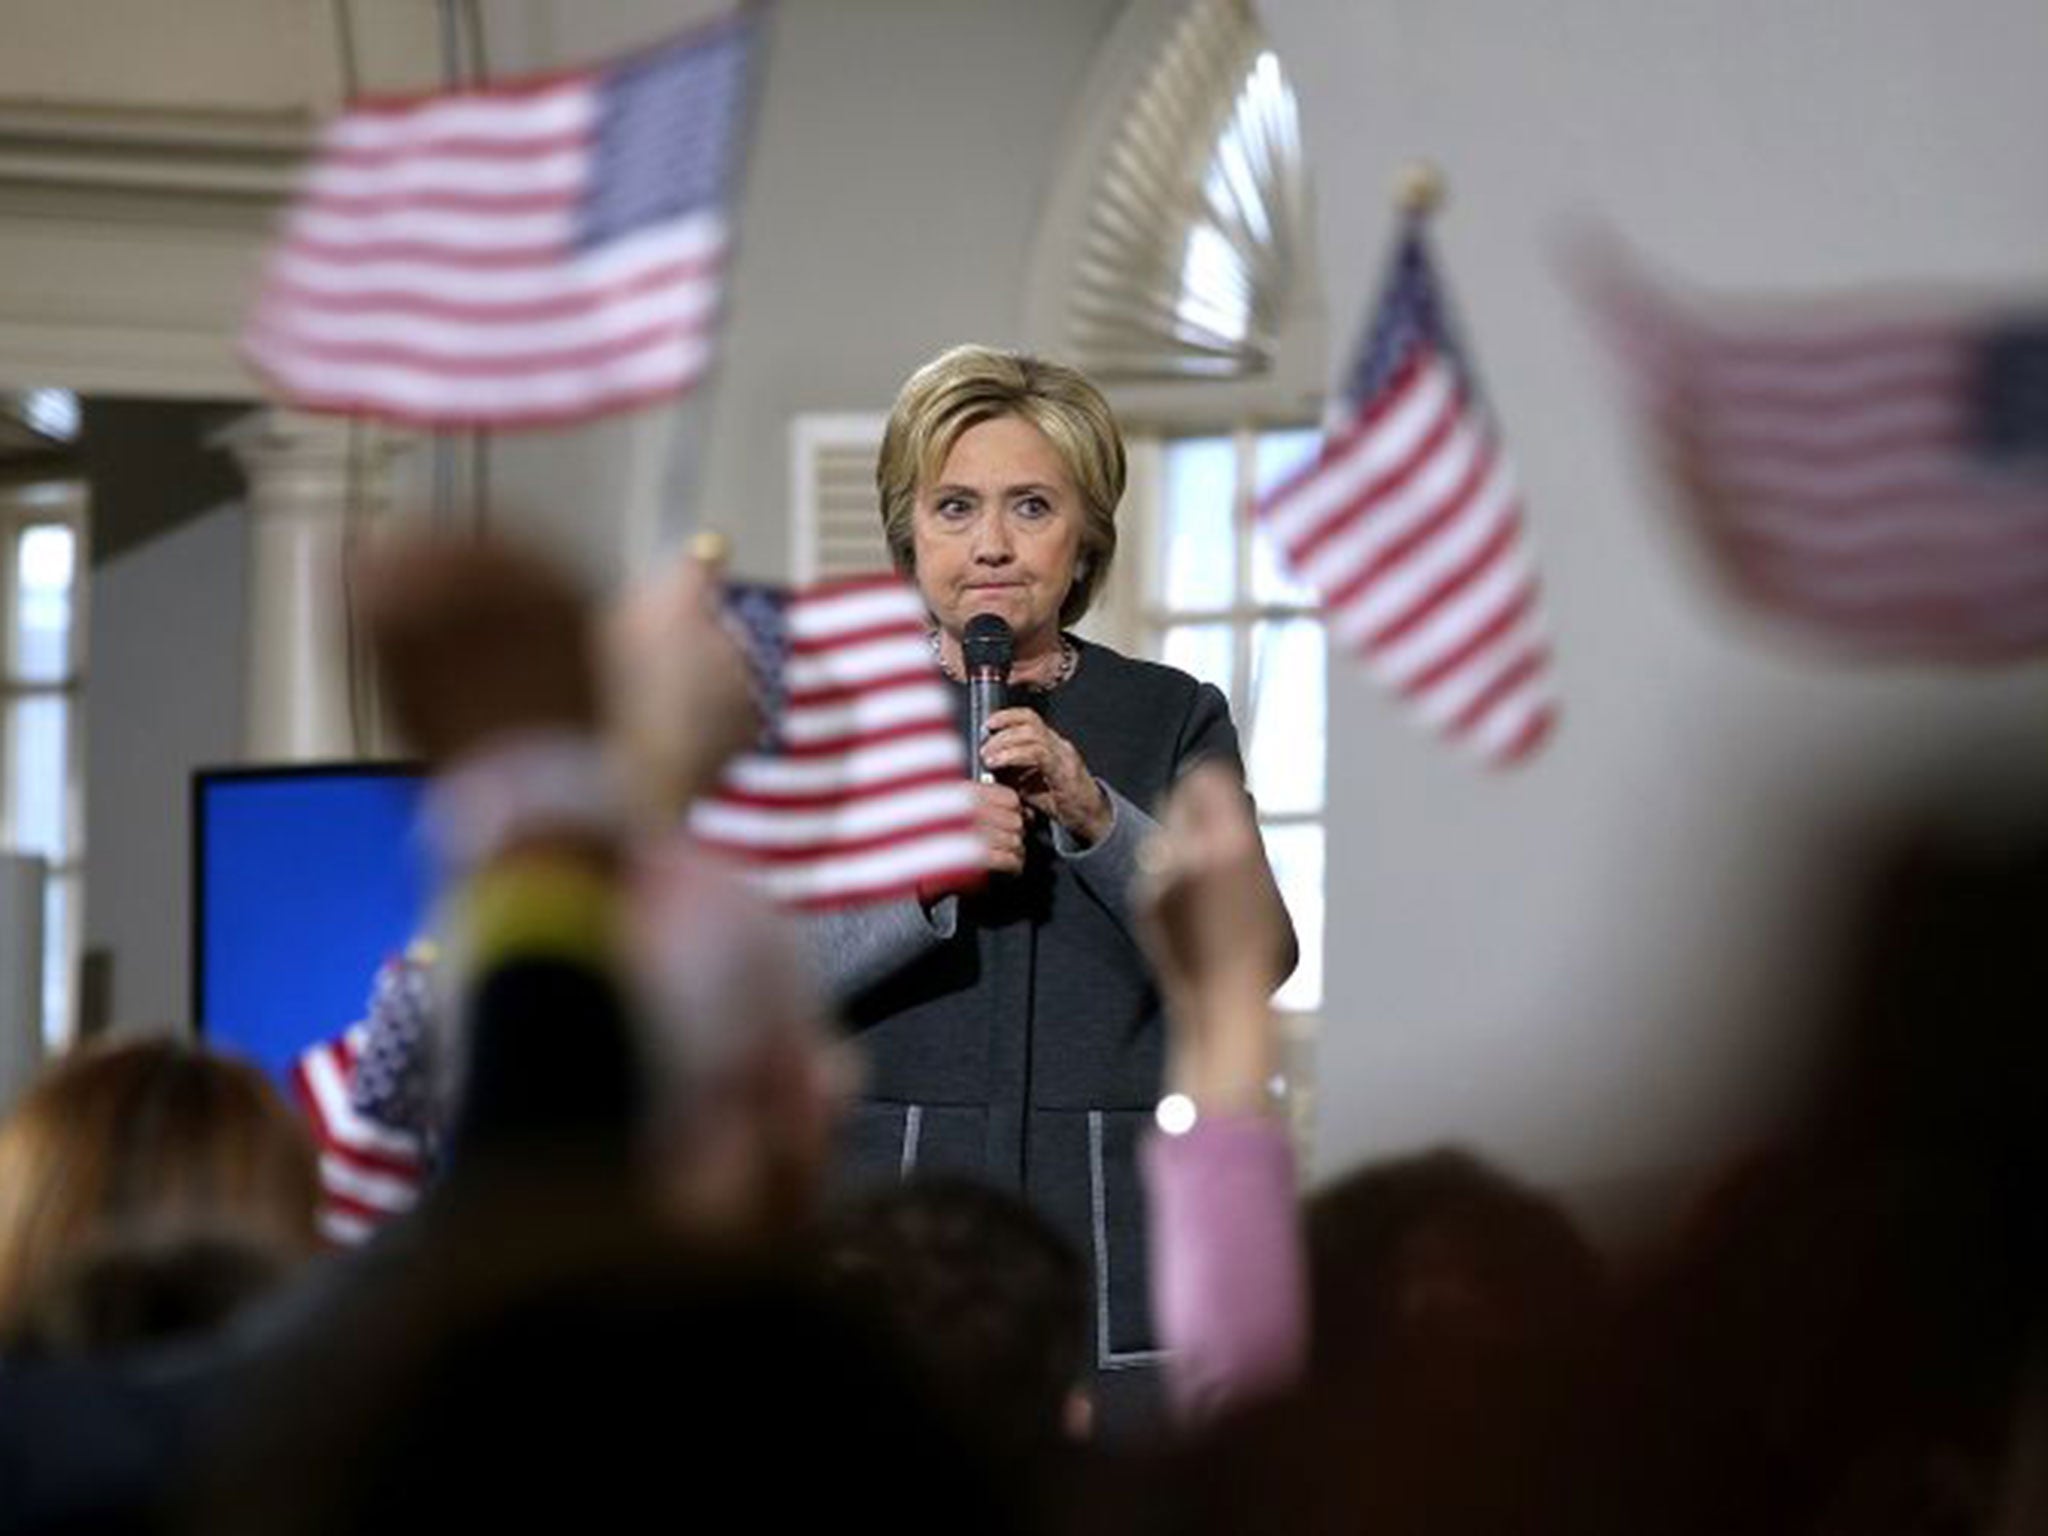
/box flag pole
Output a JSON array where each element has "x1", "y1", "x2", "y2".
[
  {"x1": 1395, "y1": 160, "x2": 1446, "y2": 220},
  {"x1": 429, "y1": 0, "x2": 495, "y2": 532},
  {"x1": 331, "y1": 0, "x2": 372, "y2": 756},
  {"x1": 688, "y1": 528, "x2": 731, "y2": 580},
  {"x1": 646, "y1": 2, "x2": 773, "y2": 575},
  {"x1": 429, "y1": 0, "x2": 462, "y2": 530},
  {"x1": 462, "y1": 0, "x2": 492, "y2": 534}
]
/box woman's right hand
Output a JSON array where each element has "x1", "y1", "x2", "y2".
[{"x1": 973, "y1": 781, "x2": 1027, "y2": 875}]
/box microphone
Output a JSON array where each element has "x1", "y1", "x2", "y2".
[{"x1": 961, "y1": 614, "x2": 1013, "y2": 785}]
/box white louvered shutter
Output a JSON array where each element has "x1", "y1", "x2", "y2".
[
  {"x1": 789, "y1": 413, "x2": 891, "y2": 582},
  {"x1": 1067, "y1": 0, "x2": 1309, "y2": 382}
]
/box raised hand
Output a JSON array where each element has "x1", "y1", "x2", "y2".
[
  {"x1": 605, "y1": 547, "x2": 760, "y2": 820},
  {"x1": 1137, "y1": 762, "x2": 1291, "y2": 1116}
]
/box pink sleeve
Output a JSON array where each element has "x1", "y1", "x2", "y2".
[{"x1": 1143, "y1": 1114, "x2": 1307, "y2": 1425}]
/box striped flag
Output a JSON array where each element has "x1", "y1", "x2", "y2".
[
  {"x1": 293, "y1": 1018, "x2": 427, "y2": 1246},
  {"x1": 1592, "y1": 255, "x2": 2048, "y2": 661},
  {"x1": 1257, "y1": 219, "x2": 1557, "y2": 767},
  {"x1": 242, "y1": 14, "x2": 759, "y2": 429},
  {"x1": 689, "y1": 576, "x2": 985, "y2": 909}
]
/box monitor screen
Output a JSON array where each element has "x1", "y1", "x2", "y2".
[{"x1": 193, "y1": 765, "x2": 431, "y2": 1087}]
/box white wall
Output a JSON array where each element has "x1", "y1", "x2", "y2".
[
  {"x1": 84, "y1": 502, "x2": 248, "y2": 1031},
  {"x1": 1261, "y1": 0, "x2": 2048, "y2": 1218},
  {"x1": 449, "y1": 0, "x2": 1124, "y2": 587},
  {"x1": 693, "y1": 0, "x2": 1125, "y2": 579}
]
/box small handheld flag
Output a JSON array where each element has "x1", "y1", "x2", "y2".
[
  {"x1": 689, "y1": 575, "x2": 985, "y2": 909},
  {"x1": 1586, "y1": 243, "x2": 2048, "y2": 662},
  {"x1": 243, "y1": 14, "x2": 760, "y2": 430}
]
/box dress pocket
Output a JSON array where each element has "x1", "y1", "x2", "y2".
[
  {"x1": 830, "y1": 1100, "x2": 917, "y2": 1195},
  {"x1": 830, "y1": 1100, "x2": 990, "y2": 1193},
  {"x1": 1021, "y1": 1106, "x2": 1163, "y2": 1370},
  {"x1": 1087, "y1": 1108, "x2": 1166, "y2": 1370}
]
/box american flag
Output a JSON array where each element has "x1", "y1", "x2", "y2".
[
  {"x1": 347, "y1": 945, "x2": 441, "y2": 1140},
  {"x1": 1594, "y1": 256, "x2": 2048, "y2": 661},
  {"x1": 241, "y1": 14, "x2": 758, "y2": 429},
  {"x1": 292, "y1": 954, "x2": 433, "y2": 1245},
  {"x1": 1256, "y1": 220, "x2": 1557, "y2": 767},
  {"x1": 689, "y1": 575, "x2": 985, "y2": 909}
]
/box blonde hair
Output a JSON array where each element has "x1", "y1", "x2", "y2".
[
  {"x1": 0, "y1": 1036, "x2": 318, "y2": 1335},
  {"x1": 876, "y1": 345, "x2": 1124, "y2": 628}
]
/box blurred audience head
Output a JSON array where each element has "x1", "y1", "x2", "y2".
[
  {"x1": 818, "y1": 1176, "x2": 1091, "y2": 1465},
  {"x1": 627, "y1": 848, "x2": 848, "y2": 1240},
  {"x1": 205, "y1": 1198, "x2": 1019, "y2": 1535},
  {"x1": 0, "y1": 1034, "x2": 317, "y2": 1348},
  {"x1": 1306, "y1": 1147, "x2": 1604, "y2": 1403},
  {"x1": 7, "y1": 1229, "x2": 298, "y2": 1361}
]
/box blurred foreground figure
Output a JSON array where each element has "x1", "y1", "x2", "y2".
[
  {"x1": 1089, "y1": 765, "x2": 2048, "y2": 1536},
  {"x1": 194, "y1": 532, "x2": 1011, "y2": 1532},
  {"x1": 0, "y1": 1038, "x2": 318, "y2": 1534},
  {"x1": 207, "y1": 1194, "x2": 1016, "y2": 1534},
  {"x1": 346, "y1": 533, "x2": 841, "y2": 1236},
  {"x1": 1595, "y1": 812, "x2": 2048, "y2": 1536},
  {"x1": 819, "y1": 1176, "x2": 1091, "y2": 1477}
]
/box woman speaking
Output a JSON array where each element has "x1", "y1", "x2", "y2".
[{"x1": 810, "y1": 344, "x2": 1294, "y2": 1415}]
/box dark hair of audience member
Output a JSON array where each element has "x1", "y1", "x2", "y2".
[
  {"x1": 817, "y1": 1176, "x2": 1090, "y2": 1469},
  {"x1": 1294, "y1": 1150, "x2": 1606, "y2": 1532},
  {"x1": 7, "y1": 1230, "x2": 297, "y2": 1362},
  {"x1": 200, "y1": 1188, "x2": 1022, "y2": 1536},
  {"x1": 0, "y1": 1035, "x2": 318, "y2": 1349},
  {"x1": 1305, "y1": 1147, "x2": 1605, "y2": 1401}
]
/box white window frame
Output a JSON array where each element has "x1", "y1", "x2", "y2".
[
  {"x1": 1130, "y1": 421, "x2": 1326, "y2": 1144},
  {"x1": 0, "y1": 477, "x2": 88, "y2": 1048}
]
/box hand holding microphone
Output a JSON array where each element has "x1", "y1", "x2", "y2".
[
  {"x1": 962, "y1": 611, "x2": 1113, "y2": 856},
  {"x1": 959, "y1": 615, "x2": 1027, "y2": 877}
]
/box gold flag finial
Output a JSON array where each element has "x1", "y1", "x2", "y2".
[
  {"x1": 688, "y1": 528, "x2": 731, "y2": 567},
  {"x1": 1396, "y1": 161, "x2": 1446, "y2": 219}
]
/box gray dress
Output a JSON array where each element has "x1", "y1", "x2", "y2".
[{"x1": 806, "y1": 636, "x2": 1277, "y2": 1402}]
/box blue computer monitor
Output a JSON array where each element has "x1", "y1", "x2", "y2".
[{"x1": 192, "y1": 764, "x2": 431, "y2": 1086}]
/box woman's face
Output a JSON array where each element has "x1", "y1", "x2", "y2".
[{"x1": 910, "y1": 413, "x2": 1085, "y2": 652}]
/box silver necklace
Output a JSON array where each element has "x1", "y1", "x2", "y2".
[{"x1": 930, "y1": 631, "x2": 1078, "y2": 690}]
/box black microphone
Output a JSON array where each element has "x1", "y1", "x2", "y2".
[{"x1": 962, "y1": 613, "x2": 1013, "y2": 785}]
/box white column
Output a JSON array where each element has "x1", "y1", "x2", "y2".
[{"x1": 216, "y1": 409, "x2": 411, "y2": 762}]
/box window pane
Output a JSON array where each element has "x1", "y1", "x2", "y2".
[
  {"x1": 1161, "y1": 622, "x2": 1234, "y2": 700},
  {"x1": 1250, "y1": 429, "x2": 1324, "y2": 606},
  {"x1": 1246, "y1": 618, "x2": 1326, "y2": 814},
  {"x1": 7, "y1": 696, "x2": 70, "y2": 860},
  {"x1": 1162, "y1": 436, "x2": 1238, "y2": 611},
  {"x1": 22, "y1": 389, "x2": 80, "y2": 444},
  {"x1": 1264, "y1": 822, "x2": 1323, "y2": 1013},
  {"x1": 1177, "y1": 224, "x2": 1251, "y2": 346},
  {"x1": 41, "y1": 876, "x2": 71, "y2": 1050},
  {"x1": 14, "y1": 525, "x2": 75, "y2": 683}
]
